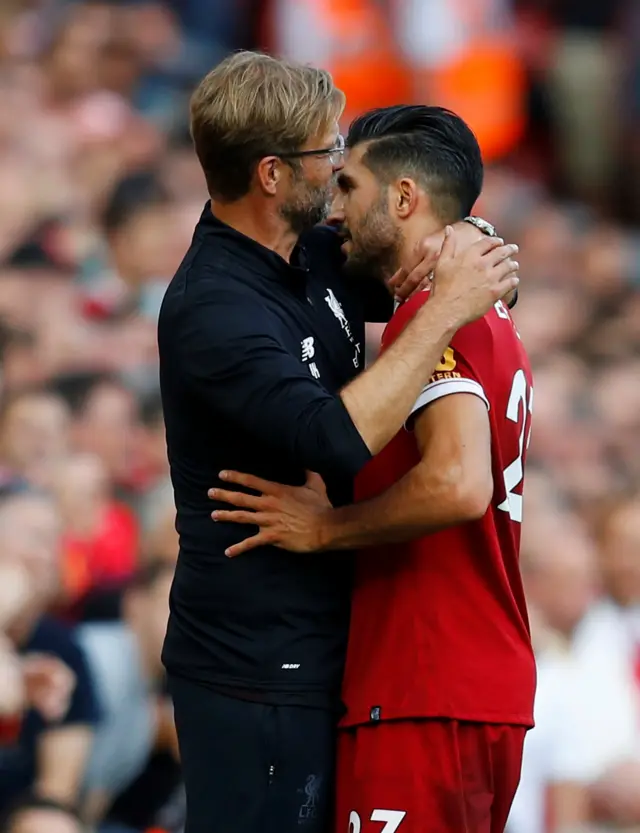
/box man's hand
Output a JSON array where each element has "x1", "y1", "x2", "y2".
[
  {"x1": 431, "y1": 226, "x2": 518, "y2": 327},
  {"x1": 392, "y1": 225, "x2": 519, "y2": 326},
  {"x1": 21, "y1": 654, "x2": 75, "y2": 723},
  {"x1": 208, "y1": 471, "x2": 332, "y2": 557}
]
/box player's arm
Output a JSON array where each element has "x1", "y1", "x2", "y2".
[
  {"x1": 314, "y1": 391, "x2": 493, "y2": 549},
  {"x1": 34, "y1": 638, "x2": 98, "y2": 805},
  {"x1": 210, "y1": 384, "x2": 493, "y2": 556}
]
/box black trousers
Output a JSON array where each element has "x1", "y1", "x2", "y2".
[{"x1": 168, "y1": 675, "x2": 337, "y2": 833}]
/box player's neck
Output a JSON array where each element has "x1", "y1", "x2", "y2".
[
  {"x1": 403, "y1": 217, "x2": 444, "y2": 262},
  {"x1": 210, "y1": 199, "x2": 299, "y2": 263},
  {"x1": 385, "y1": 222, "x2": 440, "y2": 293}
]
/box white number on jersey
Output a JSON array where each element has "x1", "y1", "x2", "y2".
[
  {"x1": 497, "y1": 369, "x2": 533, "y2": 523},
  {"x1": 349, "y1": 809, "x2": 407, "y2": 832}
]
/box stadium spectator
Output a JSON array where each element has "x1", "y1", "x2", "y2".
[
  {"x1": 0, "y1": 491, "x2": 100, "y2": 811},
  {"x1": 521, "y1": 512, "x2": 599, "y2": 644},
  {"x1": 55, "y1": 373, "x2": 142, "y2": 498},
  {"x1": 566, "y1": 496, "x2": 640, "y2": 827},
  {"x1": 0, "y1": 561, "x2": 75, "y2": 743},
  {"x1": 0, "y1": 388, "x2": 71, "y2": 491},
  {"x1": 53, "y1": 453, "x2": 138, "y2": 615},
  {"x1": 507, "y1": 616, "x2": 592, "y2": 833},
  {"x1": 77, "y1": 561, "x2": 175, "y2": 827},
  {"x1": 543, "y1": 0, "x2": 626, "y2": 207}
]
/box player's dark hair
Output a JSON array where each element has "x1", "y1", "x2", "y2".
[{"x1": 347, "y1": 105, "x2": 484, "y2": 223}]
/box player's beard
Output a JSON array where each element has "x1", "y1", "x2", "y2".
[
  {"x1": 279, "y1": 165, "x2": 334, "y2": 236},
  {"x1": 343, "y1": 190, "x2": 402, "y2": 284}
]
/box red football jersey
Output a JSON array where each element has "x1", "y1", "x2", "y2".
[{"x1": 341, "y1": 292, "x2": 536, "y2": 728}]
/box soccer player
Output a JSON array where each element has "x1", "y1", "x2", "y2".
[{"x1": 210, "y1": 105, "x2": 536, "y2": 833}]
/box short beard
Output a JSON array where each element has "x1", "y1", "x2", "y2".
[
  {"x1": 279, "y1": 165, "x2": 333, "y2": 236},
  {"x1": 343, "y1": 191, "x2": 402, "y2": 284}
]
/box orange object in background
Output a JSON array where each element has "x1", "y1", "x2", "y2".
[
  {"x1": 400, "y1": 0, "x2": 527, "y2": 163},
  {"x1": 263, "y1": 0, "x2": 525, "y2": 162},
  {"x1": 262, "y1": 0, "x2": 412, "y2": 126},
  {"x1": 420, "y1": 38, "x2": 527, "y2": 163}
]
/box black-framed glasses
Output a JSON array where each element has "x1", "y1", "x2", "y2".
[{"x1": 276, "y1": 134, "x2": 345, "y2": 166}]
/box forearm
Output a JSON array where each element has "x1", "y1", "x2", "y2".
[
  {"x1": 341, "y1": 300, "x2": 456, "y2": 455},
  {"x1": 37, "y1": 727, "x2": 93, "y2": 803},
  {"x1": 318, "y1": 462, "x2": 466, "y2": 551}
]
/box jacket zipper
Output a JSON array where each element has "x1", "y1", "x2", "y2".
[{"x1": 268, "y1": 764, "x2": 275, "y2": 785}]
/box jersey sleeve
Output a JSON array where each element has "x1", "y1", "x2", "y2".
[{"x1": 381, "y1": 292, "x2": 491, "y2": 423}]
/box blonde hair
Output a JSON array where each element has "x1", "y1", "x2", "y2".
[{"x1": 190, "y1": 51, "x2": 345, "y2": 201}]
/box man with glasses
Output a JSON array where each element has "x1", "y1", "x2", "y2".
[{"x1": 158, "y1": 52, "x2": 519, "y2": 833}]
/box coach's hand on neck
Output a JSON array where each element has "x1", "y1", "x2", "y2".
[{"x1": 389, "y1": 220, "x2": 519, "y2": 306}]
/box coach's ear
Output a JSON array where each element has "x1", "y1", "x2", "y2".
[{"x1": 256, "y1": 155, "x2": 282, "y2": 196}]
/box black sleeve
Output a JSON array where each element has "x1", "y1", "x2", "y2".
[{"x1": 179, "y1": 289, "x2": 372, "y2": 479}]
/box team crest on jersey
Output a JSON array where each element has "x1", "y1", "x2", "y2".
[
  {"x1": 325, "y1": 288, "x2": 348, "y2": 329},
  {"x1": 324, "y1": 288, "x2": 361, "y2": 369}
]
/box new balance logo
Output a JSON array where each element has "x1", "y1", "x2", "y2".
[
  {"x1": 301, "y1": 337, "x2": 320, "y2": 378},
  {"x1": 301, "y1": 337, "x2": 315, "y2": 361},
  {"x1": 282, "y1": 663, "x2": 301, "y2": 669}
]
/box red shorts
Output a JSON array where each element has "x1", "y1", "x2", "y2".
[{"x1": 335, "y1": 719, "x2": 526, "y2": 833}]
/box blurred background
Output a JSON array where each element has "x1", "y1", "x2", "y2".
[{"x1": 0, "y1": 1, "x2": 638, "y2": 832}]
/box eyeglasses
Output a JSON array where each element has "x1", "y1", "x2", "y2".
[{"x1": 276, "y1": 134, "x2": 345, "y2": 166}]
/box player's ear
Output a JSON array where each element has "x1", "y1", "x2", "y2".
[{"x1": 395, "y1": 177, "x2": 419, "y2": 219}]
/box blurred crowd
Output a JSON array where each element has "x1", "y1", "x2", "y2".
[{"x1": 0, "y1": 1, "x2": 638, "y2": 832}]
